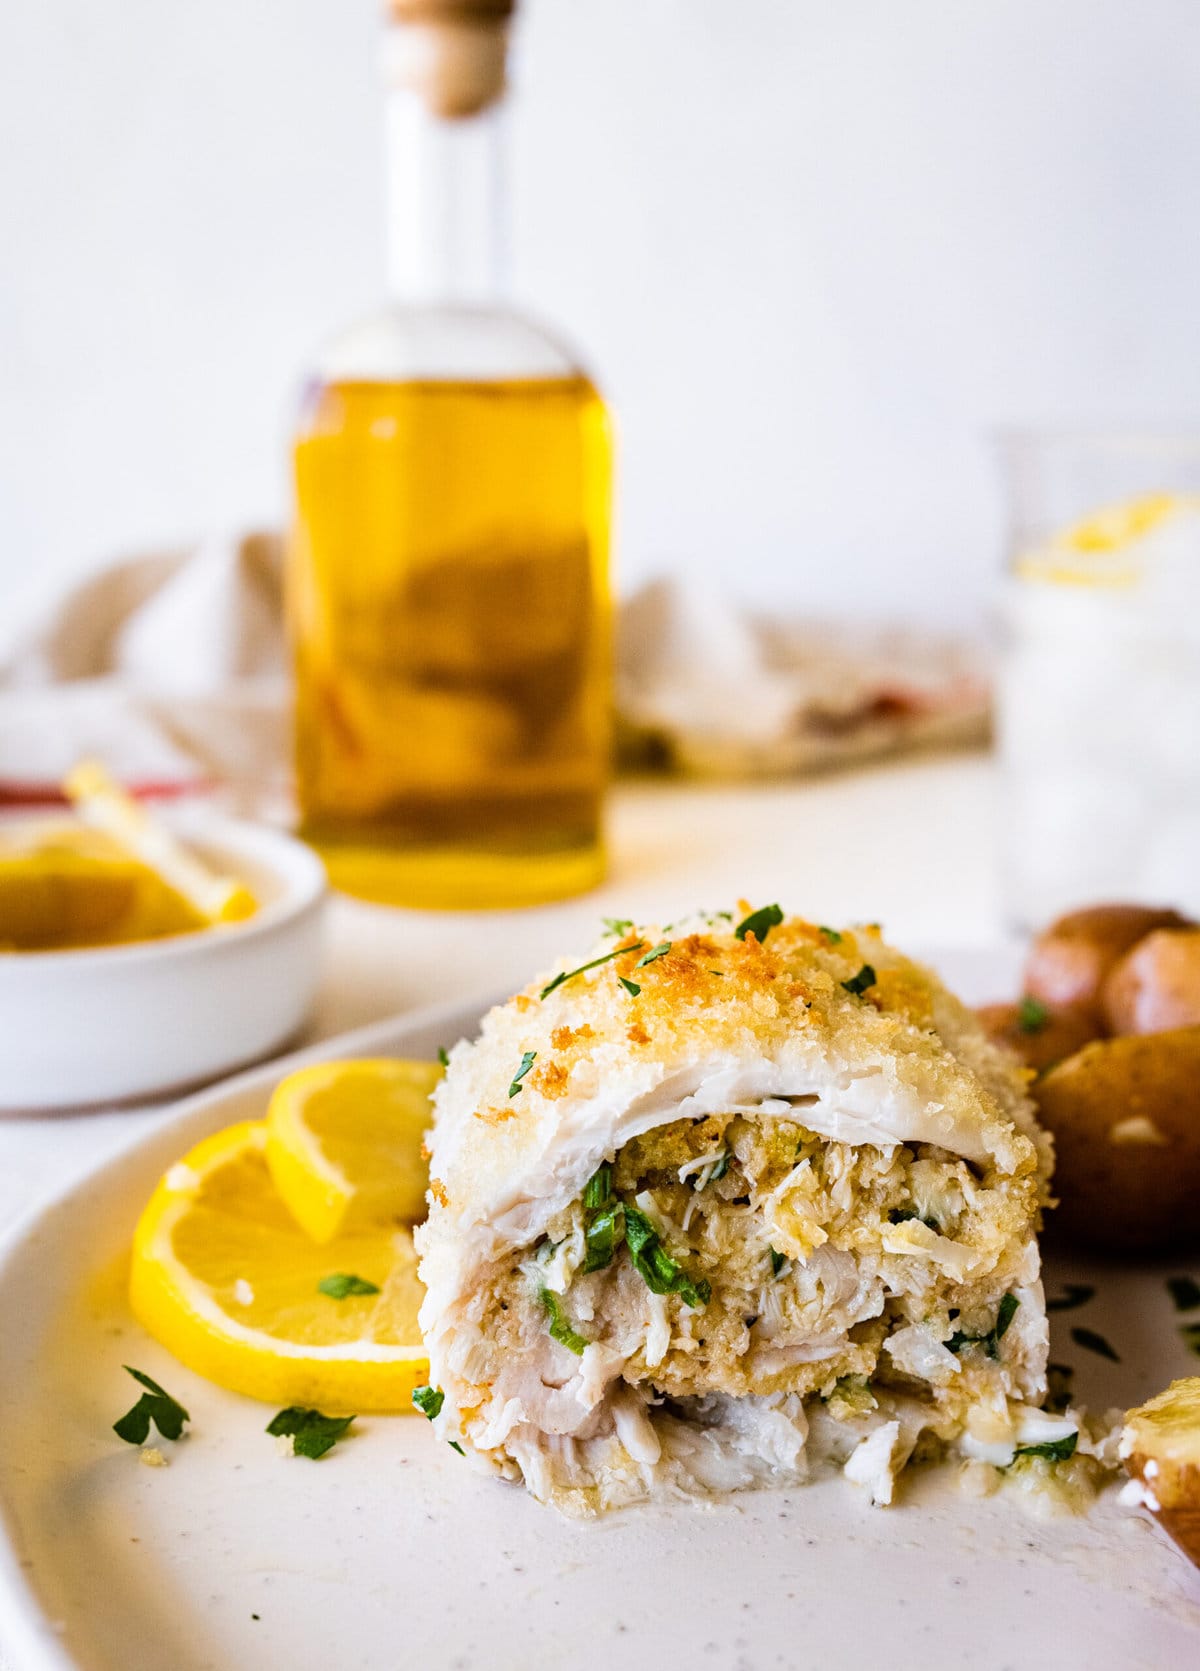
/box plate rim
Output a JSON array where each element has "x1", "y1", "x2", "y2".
[{"x1": 0, "y1": 984, "x2": 502, "y2": 1671}]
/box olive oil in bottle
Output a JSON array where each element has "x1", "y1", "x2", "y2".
[{"x1": 289, "y1": 0, "x2": 612, "y2": 908}]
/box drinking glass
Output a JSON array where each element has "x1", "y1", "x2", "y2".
[{"x1": 995, "y1": 431, "x2": 1200, "y2": 931}]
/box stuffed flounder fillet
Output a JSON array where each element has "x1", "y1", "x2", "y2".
[{"x1": 415, "y1": 910, "x2": 1067, "y2": 1515}]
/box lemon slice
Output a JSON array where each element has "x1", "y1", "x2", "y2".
[
  {"x1": 64, "y1": 760, "x2": 257, "y2": 924},
  {"x1": 130, "y1": 1121, "x2": 428, "y2": 1412},
  {"x1": 265, "y1": 1058, "x2": 444, "y2": 1244},
  {"x1": 0, "y1": 827, "x2": 207, "y2": 951}
]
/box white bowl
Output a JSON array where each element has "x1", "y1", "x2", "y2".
[{"x1": 0, "y1": 810, "x2": 327, "y2": 1111}]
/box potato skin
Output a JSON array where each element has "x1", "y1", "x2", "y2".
[
  {"x1": 1024, "y1": 904, "x2": 1193, "y2": 1024},
  {"x1": 1035, "y1": 1027, "x2": 1200, "y2": 1252},
  {"x1": 1102, "y1": 929, "x2": 1200, "y2": 1036},
  {"x1": 975, "y1": 1001, "x2": 1099, "y2": 1077}
]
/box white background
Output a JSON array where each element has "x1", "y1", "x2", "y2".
[{"x1": 3, "y1": 0, "x2": 1199, "y2": 622}]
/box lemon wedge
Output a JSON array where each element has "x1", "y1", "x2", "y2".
[
  {"x1": 129, "y1": 1121, "x2": 429, "y2": 1412},
  {"x1": 64, "y1": 760, "x2": 257, "y2": 925},
  {"x1": 265, "y1": 1058, "x2": 444, "y2": 1244},
  {"x1": 0, "y1": 835, "x2": 194, "y2": 952}
]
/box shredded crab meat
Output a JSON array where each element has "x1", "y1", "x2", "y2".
[{"x1": 456, "y1": 1110, "x2": 1052, "y2": 1510}]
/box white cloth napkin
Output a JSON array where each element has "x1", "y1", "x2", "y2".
[
  {"x1": 0, "y1": 535, "x2": 988, "y2": 809},
  {"x1": 616, "y1": 578, "x2": 989, "y2": 776},
  {"x1": 0, "y1": 533, "x2": 291, "y2": 815}
]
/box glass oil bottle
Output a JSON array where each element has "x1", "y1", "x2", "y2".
[{"x1": 289, "y1": 0, "x2": 613, "y2": 908}]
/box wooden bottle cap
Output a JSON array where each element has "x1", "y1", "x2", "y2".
[{"x1": 386, "y1": 0, "x2": 516, "y2": 119}]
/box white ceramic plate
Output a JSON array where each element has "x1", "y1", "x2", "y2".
[
  {"x1": 1, "y1": 953, "x2": 1198, "y2": 1671},
  {"x1": 0, "y1": 811, "x2": 326, "y2": 1111}
]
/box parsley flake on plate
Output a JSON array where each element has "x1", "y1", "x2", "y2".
[
  {"x1": 841, "y1": 964, "x2": 877, "y2": 998},
  {"x1": 618, "y1": 975, "x2": 641, "y2": 997},
  {"x1": 1167, "y1": 1276, "x2": 1200, "y2": 1312},
  {"x1": 602, "y1": 917, "x2": 635, "y2": 937},
  {"x1": 437, "y1": 1046, "x2": 450, "y2": 1068},
  {"x1": 508, "y1": 1050, "x2": 537, "y2": 1098},
  {"x1": 735, "y1": 904, "x2": 783, "y2": 943},
  {"x1": 769, "y1": 1247, "x2": 787, "y2": 1278},
  {"x1": 113, "y1": 1366, "x2": 190, "y2": 1446},
  {"x1": 317, "y1": 1273, "x2": 380, "y2": 1300},
  {"x1": 636, "y1": 941, "x2": 672, "y2": 968},
  {"x1": 818, "y1": 926, "x2": 843, "y2": 944},
  {"x1": 1045, "y1": 1362, "x2": 1075, "y2": 1415},
  {"x1": 266, "y1": 1406, "x2": 355, "y2": 1460},
  {"x1": 1070, "y1": 1325, "x2": 1120, "y2": 1363},
  {"x1": 1046, "y1": 1283, "x2": 1095, "y2": 1312}
]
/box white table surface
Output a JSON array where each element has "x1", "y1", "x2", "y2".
[{"x1": 0, "y1": 753, "x2": 1008, "y2": 1670}]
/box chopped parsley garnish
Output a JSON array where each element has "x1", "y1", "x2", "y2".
[
  {"x1": 508, "y1": 1050, "x2": 537, "y2": 1098},
  {"x1": 889, "y1": 1206, "x2": 939, "y2": 1232},
  {"x1": 623, "y1": 1206, "x2": 710, "y2": 1308},
  {"x1": 819, "y1": 926, "x2": 842, "y2": 944},
  {"x1": 317, "y1": 1273, "x2": 380, "y2": 1300},
  {"x1": 1070, "y1": 1325, "x2": 1120, "y2": 1362},
  {"x1": 735, "y1": 904, "x2": 783, "y2": 943},
  {"x1": 1017, "y1": 996, "x2": 1049, "y2": 1034},
  {"x1": 437, "y1": 1046, "x2": 450, "y2": 1068},
  {"x1": 618, "y1": 975, "x2": 641, "y2": 997},
  {"x1": 1046, "y1": 1283, "x2": 1095, "y2": 1312},
  {"x1": 707, "y1": 1149, "x2": 731, "y2": 1183},
  {"x1": 582, "y1": 1164, "x2": 624, "y2": 1272},
  {"x1": 540, "y1": 1287, "x2": 589, "y2": 1355},
  {"x1": 1167, "y1": 1276, "x2": 1200, "y2": 1312},
  {"x1": 992, "y1": 1292, "x2": 1020, "y2": 1347},
  {"x1": 1013, "y1": 1431, "x2": 1078, "y2": 1464},
  {"x1": 1181, "y1": 1323, "x2": 1200, "y2": 1357},
  {"x1": 541, "y1": 943, "x2": 645, "y2": 999},
  {"x1": 449, "y1": 1440, "x2": 465, "y2": 1455},
  {"x1": 948, "y1": 1293, "x2": 1019, "y2": 1358},
  {"x1": 603, "y1": 917, "x2": 635, "y2": 937},
  {"x1": 584, "y1": 1164, "x2": 612, "y2": 1209},
  {"x1": 412, "y1": 1385, "x2": 444, "y2": 1420},
  {"x1": 770, "y1": 1247, "x2": 787, "y2": 1278},
  {"x1": 113, "y1": 1366, "x2": 190, "y2": 1445},
  {"x1": 636, "y1": 941, "x2": 672, "y2": 968},
  {"x1": 267, "y1": 1407, "x2": 354, "y2": 1460},
  {"x1": 841, "y1": 964, "x2": 877, "y2": 997},
  {"x1": 585, "y1": 1202, "x2": 623, "y2": 1271}
]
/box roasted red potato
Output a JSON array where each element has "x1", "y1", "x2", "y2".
[
  {"x1": 1024, "y1": 904, "x2": 1193, "y2": 1025},
  {"x1": 1035, "y1": 1027, "x2": 1200, "y2": 1251},
  {"x1": 975, "y1": 999, "x2": 1099, "y2": 1077},
  {"x1": 1102, "y1": 928, "x2": 1200, "y2": 1036}
]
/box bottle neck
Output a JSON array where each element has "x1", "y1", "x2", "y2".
[{"x1": 383, "y1": 77, "x2": 508, "y2": 305}]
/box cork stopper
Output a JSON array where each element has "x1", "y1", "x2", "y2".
[{"x1": 387, "y1": 0, "x2": 516, "y2": 119}]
